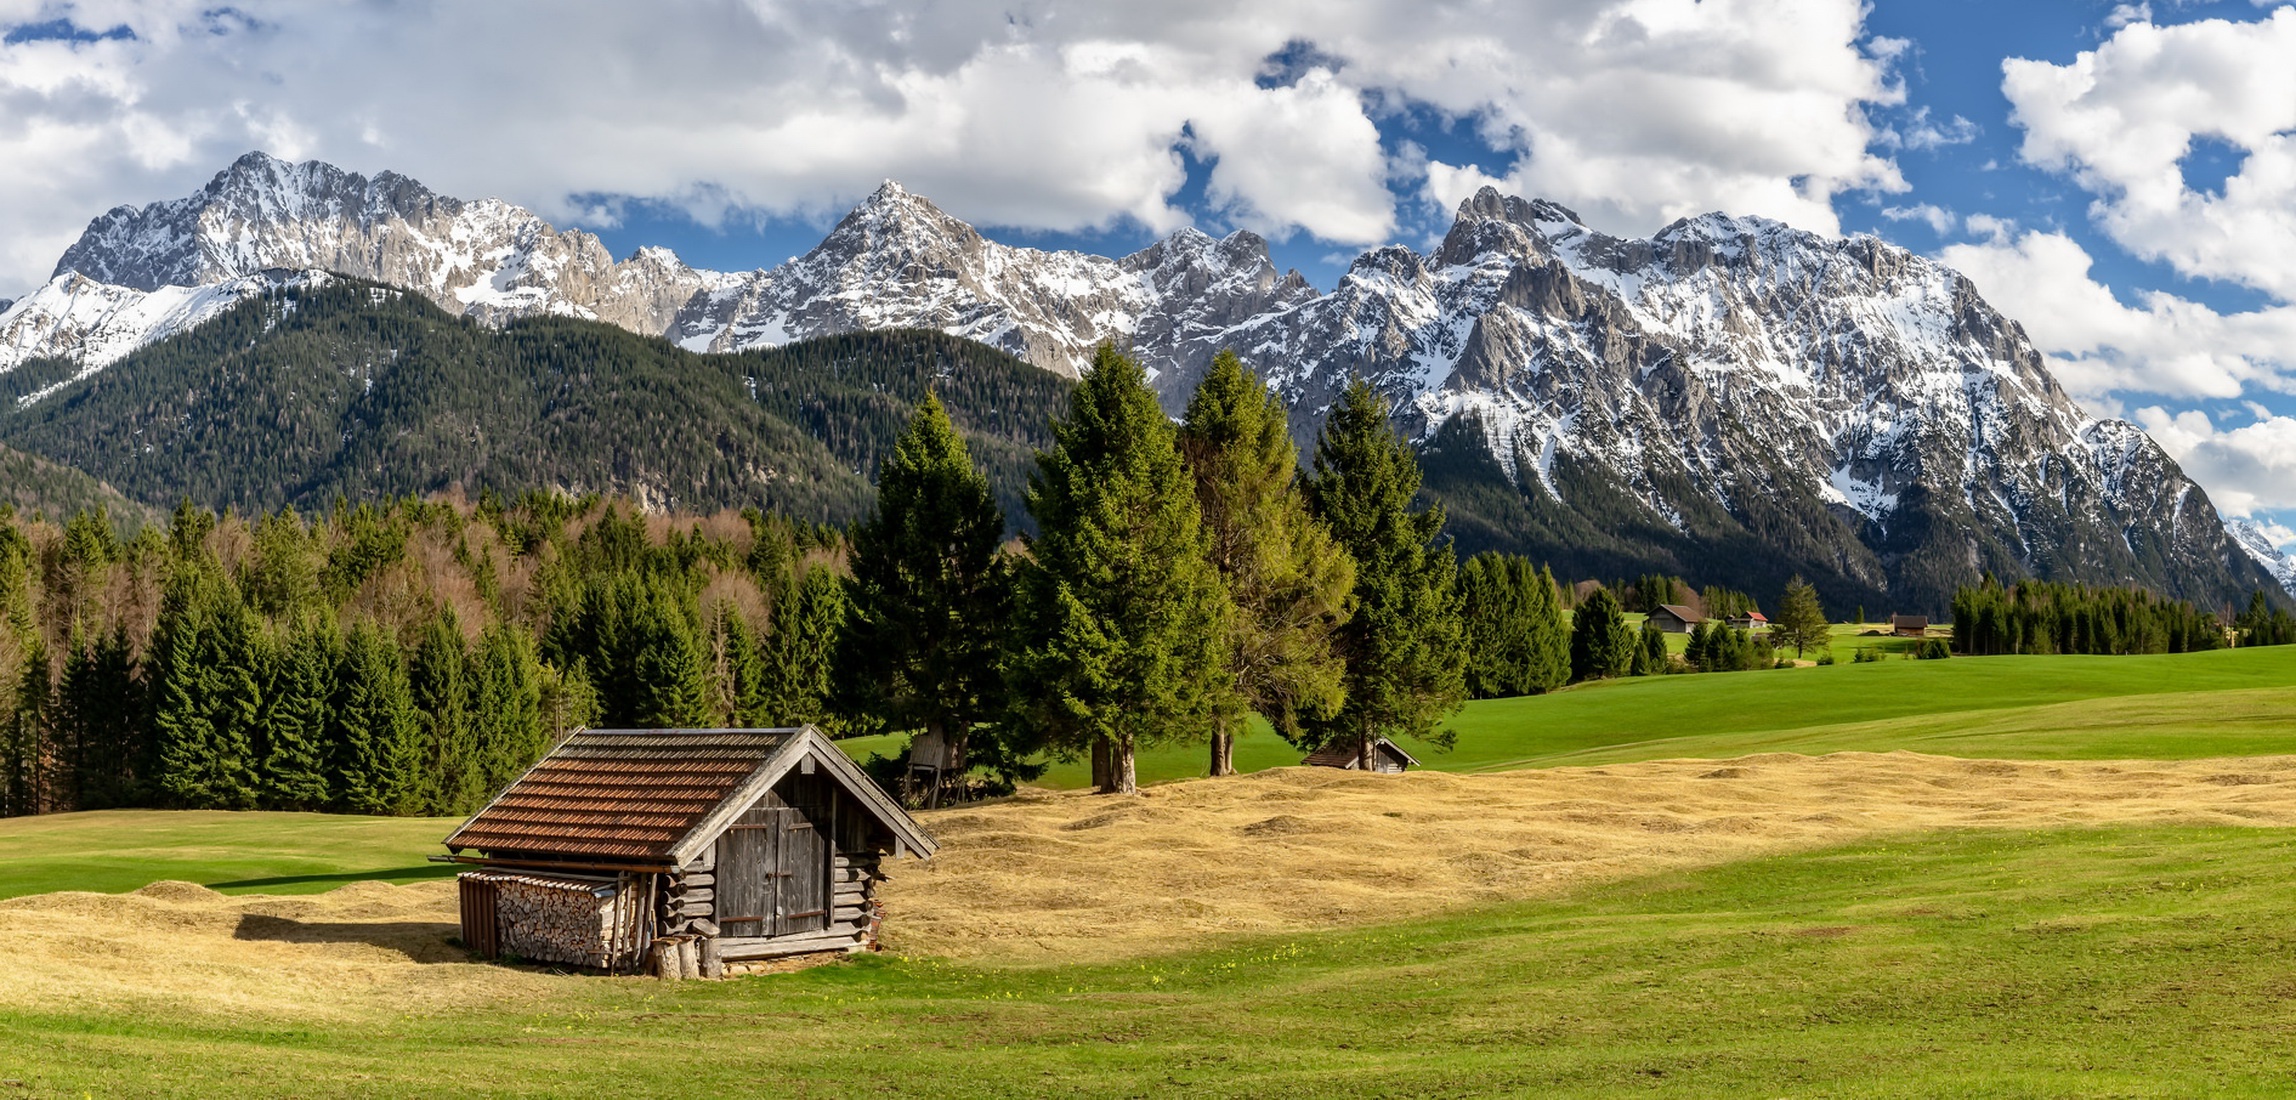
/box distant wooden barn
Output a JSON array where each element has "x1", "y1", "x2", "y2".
[
  {"x1": 1727, "y1": 611, "x2": 1769, "y2": 631},
  {"x1": 441, "y1": 727, "x2": 935, "y2": 977},
  {"x1": 1892, "y1": 615, "x2": 1930, "y2": 637},
  {"x1": 1648, "y1": 604, "x2": 1703, "y2": 633},
  {"x1": 1303, "y1": 738, "x2": 1420, "y2": 774}
]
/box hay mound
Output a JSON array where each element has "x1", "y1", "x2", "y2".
[{"x1": 881, "y1": 751, "x2": 2296, "y2": 960}]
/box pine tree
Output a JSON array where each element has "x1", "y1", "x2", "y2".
[
  {"x1": 471, "y1": 623, "x2": 546, "y2": 793},
  {"x1": 1009, "y1": 344, "x2": 1231, "y2": 795},
  {"x1": 757, "y1": 567, "x2": 849, "y2": 731},
  {"x1": 331, "y1": 620, "x2": 420, "y2": 815},
  {"x1": 1636, "y1": 618, "x2": 1669, "y2": 675},
  {"x1": 841, "y1": 392, "x2": 1018, "y2": 800},
  {"x1": 1773, "y1": 575, "x2": 1829, "y2": 659},
  {"x1": 262, "y1": 615, "x2": 337, "y2": 811},
  {"x1": 411, "y1": 609, "x2": 481, "y2": 814},
  {"x1": 1570, "y1": 587, "x2": 1632, "y2": 682},
  {"x1": 150, "y1": 568, "x2": 263, "y2": 810},
  {"x1": 1300, "y1": 378, "x2": 1465, "y2": 766},
  {"x1": 3, "y1": 638, "x2": 50, "y2": 816},
  {"x1": 1178, "y1": 351, "x2": 1354, "y2": 775},
  {"x1": 631, "y1": 579, "x2": 713, "y2": 729}
]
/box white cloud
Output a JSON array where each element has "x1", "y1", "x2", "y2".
[
  {"x1": 1880, "y1": 202, "x2": 1954, "y2": 235},
  {"x1": 1940, "y1": 230, "x2": 2296, "y2": 403},
  {"x1": 1409, "y1": 0, "x2": 1904, "y2": 237},
  {"x1": 2001, "y1": 8, "x2": 2296, "y2": 301},
  {"x1": 2104, "y1": 4, "x2": 2153, "y2": 30},
  {"x1": 0, "y1": 0, "x2": 1909, "y2": 292},
  {"x1": 2132, "y1": 406, "x2": 2296, "y2": 516}
]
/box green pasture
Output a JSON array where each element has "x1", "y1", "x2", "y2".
[
  {"x1": 842, "y1": 644, "x2": 2296, "y2": 788},
  {"x1": 6, "y1": 823, "x2": 2295, "y2": 1097},
  {"x1": 0, "y1": 810, "x2": 459, "y2": 900}
]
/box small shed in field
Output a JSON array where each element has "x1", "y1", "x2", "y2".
[
  {"x1": 440, "y1": 727, "x2": 934, "y2": 976},
  {"x1": 1892, "y1": 614, "x2": 1930, "y2": 637},
  {"x1": 1648, "y1": 604, "x2": 1703, "y2": 633},
  {"x1": 1727, "y1": 611, "x2": 1769, "y2": 631},
  {"x1": 1303, "y1": 738, "x2": 1420, "y2": 774}
]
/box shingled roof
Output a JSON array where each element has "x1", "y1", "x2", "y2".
[{"x1": 442, "y1": 727, "x2": 935, "y2": 866}]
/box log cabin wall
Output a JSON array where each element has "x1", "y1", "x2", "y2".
[{"x1": 664, "y1": 772, "x2": 892, "y2": 963}]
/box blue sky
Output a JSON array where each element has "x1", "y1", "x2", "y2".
[{"x1": 0, "y1": 0, "x2": 2290, "y2": 543}]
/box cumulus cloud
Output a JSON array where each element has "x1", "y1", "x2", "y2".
[
  {"x1": 2132, "y1": 406, "x2": 2296, "y2": 517},
  {"x1": 2002, "y1": 8, "x2": 2296, "y2": 301},
  {"x1": 1940, "y1": 229, "x2": 2296, "y2": 402},
  {"x1": 0, "y1": 0, "x2": 1909, "y2": 292}
]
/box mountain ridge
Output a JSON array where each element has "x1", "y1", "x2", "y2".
[{"x1": 2, "y1": 151, "x2": 2286, "y2": 611}]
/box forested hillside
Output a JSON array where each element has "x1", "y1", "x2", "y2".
[
  {"x1": 0, "y1": 443, "x2": 157, "y2": 531},
  {"x1": 0, "y1": 281, "x2": 1071, "y2": 526}
]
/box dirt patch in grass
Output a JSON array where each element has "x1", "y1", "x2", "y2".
[
  {"x1": 881, "y1": 750, "x2": 2296, "y2": 960},
  {"x1": 6, "y1": 750, "x2": 2296, "y2": 1019}
]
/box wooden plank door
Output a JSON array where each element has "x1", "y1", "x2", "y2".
[
  {"x1": 716, "y1": 801, "x2": 781, "y2": 939},
  {"x1": 775, "y1": 777, "x2": 831, "y2": 936}
]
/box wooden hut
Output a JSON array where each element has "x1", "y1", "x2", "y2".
[
  {"x1": 1892, "y1": 614, "x2": 1930, "y2": 637},
  {"x1": 1648, "y1": 604, "x2": 1703, "y2": 633},
  {"x1": 440, "y1": 727, "x2": 935, "y2": 977},
  {"x1": 1727, "y1": 611, "x2": 1769, "y2": 631},
  {"x1": 1303, "y1": 738, "x2": 1420, "y2": 774}
]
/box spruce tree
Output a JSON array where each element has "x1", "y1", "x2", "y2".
[
  {"x1": 3, "y1": 639, "x2": 49, "y2": 816},
  {"x1": 150, "y1": 569, "x2": 263, "y2": 810},
  {"x1": 1178, "y1": 351, "x2": 1354, "y2": 775},
  {"x1": 757, "y1": 567, "x2": 850, "y2": 731},
  {"x1": 262, "y1": 616, "x2": 337, "y2": 811},
  {"x1": 1300, "y1": 378, "x2": 1465, "y2": 766},
  {"x1": 842, "y1": 392, "x2": 1017, "y2": 800},
  {"x1": 411, "y1": 609, "x2": 480, "y2": 814},
  {"x1": 1009, "y1": 343, "x2": 1231, "y2": 795},
  {"x1": 1636, "y1": 618, "x2": 1669, "y2": 675},
  {"x1": 331, "y1": 620, "x2": 421, "y2": 815},
  {"x1": 629, "y1": 579, "x2": 714, "y2": 729},
  {"x1": 1773, "y1": 576, "x2": 1829, "y2": 659},
  {"x1": 1570, "y1": 587, "x2": 1632, "y2": 682},
  {"x1": 471, "y1": 623, "x2": 546, "y2": 792}
]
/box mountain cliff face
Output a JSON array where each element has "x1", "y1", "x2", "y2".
[
  {"x1": 2228, "y1": 519, "x2": 2296, "y2": 599},
  {"x1": 5, "y1": 152, "x2": 2282, "y2": 612}
]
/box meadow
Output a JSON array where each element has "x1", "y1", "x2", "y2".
[
  {"x1": 2, "y1": 823, "x2": 2293, "y2": 1096},
  {"x1": 855, "y1": 640, "x2": 2296, "y2": 789},
  {"x1": 2, "y1": 645, "x2": 2293, "y2": 1097}
]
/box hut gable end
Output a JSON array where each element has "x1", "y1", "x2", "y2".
[{"x1": 443, "y1": 727, "x2": 935, "y2": 868}]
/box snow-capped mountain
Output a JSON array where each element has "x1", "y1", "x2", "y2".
[
  {"x1": 0, "y1": 269, "x2": 322, "y2": 400},
  {"x1": 4, "y1": 151, "x2": 2283, "y2": 610},
  {"x1": 2227, "y1": 518, "x2": 2296, "y2": 599},
  {"x1": 666, "y1": 181, "x2": 1316, "y2": 378}
]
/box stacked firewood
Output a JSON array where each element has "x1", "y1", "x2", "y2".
[{"x1": 492, "y1": 876, "x2": 637, "y2": 969}]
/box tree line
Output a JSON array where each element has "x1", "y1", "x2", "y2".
[
  {"x1": 0, "y1": 493, "x2": 854, "y2": 818},
  {"x1": 1948, "y1": 577, "x2": 2228, "y2": 656}
]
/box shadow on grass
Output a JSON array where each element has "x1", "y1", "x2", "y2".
[
  {"x1": 232, "y1": 913, "x2": 467, "y2": 963},
  {"x1": 203, "y1": 864, "x2": 461, "y2": 891}
]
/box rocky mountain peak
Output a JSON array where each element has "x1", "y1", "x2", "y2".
[{"x1": 10, "y1": 153, "x2": 2283, "y2": 613}]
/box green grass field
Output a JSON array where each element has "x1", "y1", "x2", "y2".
[
  {"x1": 840, "y1": 644, "x2": 2296, "y2": 789},
  {"x1": 0, "y1": 810, "x2": 459, "y2": 900},
  {"x1": 6, "y1": 824, "x2": 2294, "y2": 1097}
]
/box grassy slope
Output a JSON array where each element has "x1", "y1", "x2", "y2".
[
  {"x1": 840, "y1": 645, "x2": 2296, "y2": 788},
  {"x1": 5, "y1": 824, "x2": 2294, "y2": 1097},
  {"x1": 0, "y1": 811, "x2": 459, "y2": 900}
]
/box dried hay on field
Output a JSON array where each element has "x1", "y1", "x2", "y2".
[
  {"x1": 0, "y1": 878, "x2": 530, "y2": 1020},
  {"x1": 5, "y1": 750, "x2": 2296, "y2": 1018},
  {"x1": 880, "y1": 750, "x2": 2296, "y2": 960}
]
